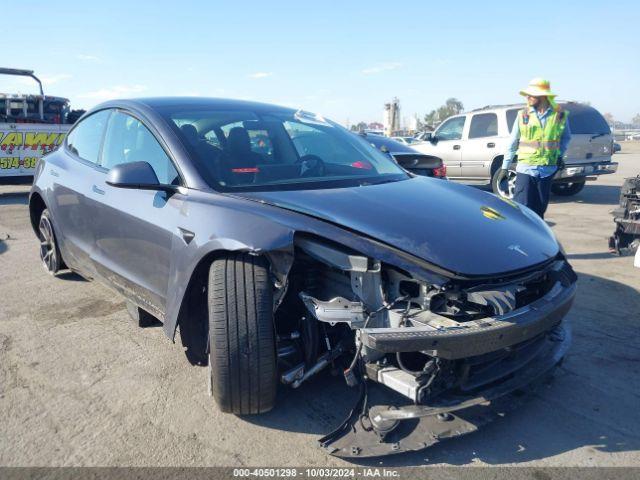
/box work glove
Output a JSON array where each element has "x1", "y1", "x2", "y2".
[{"x1": 557, "y1": 156, "x2": 565, "y2": 170}]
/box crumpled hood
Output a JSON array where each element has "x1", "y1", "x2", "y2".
[{"x1": 235, "y1": 177, "x2": 559, "y2": 276}]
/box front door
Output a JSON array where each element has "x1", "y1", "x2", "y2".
[
  {"x1": 431, "y1": 115, "x2": 466, "y2": 177},
  {"x1": 460, "y1": 112, "x2": 499, "y2": 181},
  {"x1": 90, "y1": 110, "x2": 184, "y2": 318}
]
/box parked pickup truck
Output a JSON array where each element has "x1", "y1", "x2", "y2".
[
  {"x1": 0, "y1": 68, "x2": 81, "y2": 178},
  {"x1": 412, "y1": 102, "x2": 618, "y2": 197}
]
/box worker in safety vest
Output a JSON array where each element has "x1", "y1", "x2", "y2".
[{"x1": 501, "y1": 78, "x2": 571, "y2": 218}]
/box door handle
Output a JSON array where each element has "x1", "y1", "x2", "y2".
[
  {"x1": 487, "y1": 142, "x2": 495, "y2": 148},
  {"x1": 92, "y1": 185, "x2": 105, "y2": 195},
  {"x1": 49, "y1": 169, "x2": 59, "y2": 177},
  {"x1": 453, "y1": 145, "x2": 461, "y2": 150}
]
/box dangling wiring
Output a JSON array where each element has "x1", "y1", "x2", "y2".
[{"x1": 343, "y1": 295, "x2": 409, "y2": 383}]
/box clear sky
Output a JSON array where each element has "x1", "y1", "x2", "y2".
[{"x1": 2, "y1": 0, "x2": 639, "y2": 125}]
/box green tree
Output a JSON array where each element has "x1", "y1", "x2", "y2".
[
  {"x1": 604, "y1": 112, "x2": 614, "y2": 125},
  {"x1": 445, "y1": 97, "x2": 464, "y2": 115},
  {"x1": 423, "y1": 98, "x2": 464, "y2": 127},
  {"x1": 350, "y1": 121, "x2": 368, "y2": 132},
  {"x1": 424, "y1": 110, "x2": 437, "y2": 126}
]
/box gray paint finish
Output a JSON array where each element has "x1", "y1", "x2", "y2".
[{"x1": 30, "y1": 97, "x2": 562, "y2": 341}]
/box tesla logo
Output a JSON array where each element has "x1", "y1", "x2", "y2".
[
  {"x1": 480, "y1": 206, "x2": 505, "y2": 221},
  {"x1": 508, "y1": 244, "x2": 528, "y2": 256}
]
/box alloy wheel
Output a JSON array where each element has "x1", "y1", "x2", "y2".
[
  {"x1": 497, "y1": 170, "x2": 517, "y2": 199},
  {"x1": 39, "y1": 215, "x2": 57, "y2": 274}
]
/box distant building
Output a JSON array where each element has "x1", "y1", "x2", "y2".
[{"x1": 383, "y1": 97, "x2": 401, "y2": 136}]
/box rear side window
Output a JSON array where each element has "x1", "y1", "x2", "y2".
[
  {"x1": 436, "y1": 116, "x2": 466, "y2": 141},
  {"x1": 66, "y1": 110, "x2": 111, "y2": 163},
  {"x1": 506, "y1": 109, "x2": 519, "y2": 132},
  {"x1": 469, "y1": 113, "x2": 498, "y2": 138},
  {"x1": 566, "y1": 106, "x2": 611, "y2": 134},
  {"x1": 102, "y1": 111, "x2": 180, "y2": 185}
]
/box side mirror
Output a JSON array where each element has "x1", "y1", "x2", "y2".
[
  {"x1": 429, "y1": 133, "x2": 438, "y2": 144},
  {"x1": 106, "y1": 161, "x2": 171, "y2": 191}
]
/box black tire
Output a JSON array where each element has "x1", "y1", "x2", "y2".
[
  {"x1": 38, "y1": 209, "x2": 63, "y2": 275},
  {"x1": 551, "y1": 181, "x2": 586, "y2": 196},
  {"x1": 208, "y1": 252, "x2": 277, "y2": 414}
]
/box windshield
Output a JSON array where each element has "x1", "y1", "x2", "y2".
[{"x1": 161, "y1": 107, "x2": 408, "y2": 191}]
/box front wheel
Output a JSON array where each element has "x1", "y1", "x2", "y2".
[
  {"x1": 207, "y1": 252, "x2": 277, "y2": 415},
  {"x1": 492, "y1": 168, "x2": 516, "y2": 199},
  {"x1": 38, "y1": 209, "x2": 63, "y2": 275},
  {"x1": 551, "y1": 181, "x2": 586, "y2": 196}
]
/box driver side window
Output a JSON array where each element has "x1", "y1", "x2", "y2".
[
  {"x1": 436, "y1": 116, "x2": 466, "y2": 141},
  {"x1": 102, "y1": 111, "x2": 179, "y2": 185}
]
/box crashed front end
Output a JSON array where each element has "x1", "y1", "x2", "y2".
[
  {"x1": 609, "y1": 175, "x2": 640, "y2": 254},
  {"x1": 273, "y1": 235, "x2": 576, "y2": 458}
]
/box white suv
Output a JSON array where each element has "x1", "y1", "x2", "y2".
[{"x1": 412, "y1": 102, "x2": 618, "y2": 197}]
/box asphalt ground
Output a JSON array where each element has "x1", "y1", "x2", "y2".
[{"x1": 0, "y1": 144, "x2": 639, "y2": 467}]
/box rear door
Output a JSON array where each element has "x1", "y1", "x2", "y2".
[
  {"x1": 459, "y1": 112, "x2": 499, "y2": 180},
  {"x1": 431, "y1": 115, "x2": 466, "y2": 177},
  {"x1": 50, "y1": 109, "x2": 111, "y2": 274},
  {"x1": 90, "y1": 110, "x2": 185, "y2": 318}
]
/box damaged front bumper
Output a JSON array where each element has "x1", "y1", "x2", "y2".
[
  {"x1": 320, "y1": 322, "x2": 571, "y2": 458},
  {"x1": 318, "y1": 260, "x2": 576, "y2": 457},
  {"x1": 281, "y1": 236, "x2": 577, "y2": 458},
  {"x1": 360, "y1": 266, "x2": 576, "y2": 360}
]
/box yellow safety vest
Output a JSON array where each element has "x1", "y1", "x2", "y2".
[{"x1": 516, "y1": 107, "x2": 568, "y2": 166}]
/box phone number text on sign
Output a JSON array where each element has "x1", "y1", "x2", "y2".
[{"x1": 0, "y1": 157, "x2": 39, "y2": 169}]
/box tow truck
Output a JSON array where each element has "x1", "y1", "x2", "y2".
[{"x1": 0, "y1": 68, "x2": 82, "y2": 178}]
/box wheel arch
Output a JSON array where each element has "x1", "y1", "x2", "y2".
[
  {"x1": 173, "y1": 249, "x2": 226, "y2": 365},
  {"x1": 167, "y1": 232, "x2": 295, "y2": 354},
  {"x1": 490, "y1": 154, "x2": 505, "y2": 177},
  {"x1": 28, "y1": 191, "x2": 47, "y2": 237}
]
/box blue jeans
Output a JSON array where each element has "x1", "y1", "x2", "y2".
[{"x1": 513, "y1": 172, "x2": 554, "y2": 218}]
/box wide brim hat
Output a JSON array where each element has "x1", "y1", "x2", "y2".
[{"x1": 519, "y1": 77, "x2": 557, "y2": 98}]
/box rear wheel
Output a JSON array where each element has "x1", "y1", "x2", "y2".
[
  {"x1": 551, "y1": 181, "x2": 585, "y2": 196},
  {"x1": 38, "y1": 209, "x2": 63, "y2": 275},
  {"x1": 207, "y1": 252, "x2": 277, "y2": 414}
]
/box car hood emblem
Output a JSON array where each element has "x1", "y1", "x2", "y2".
[
  {"x1": 480, "y1": 206, "x2": 505, "y2": 221},
  {"x1": 508, "y1": 244, "x2": 528, "y2": 256}
]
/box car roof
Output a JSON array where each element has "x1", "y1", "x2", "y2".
[
  {"x1": 469, "y1": 101, "x2": 593, "y2": 114},
  {"x1": 104, "y1": 96, "x2": 298, "y2": 114}
]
